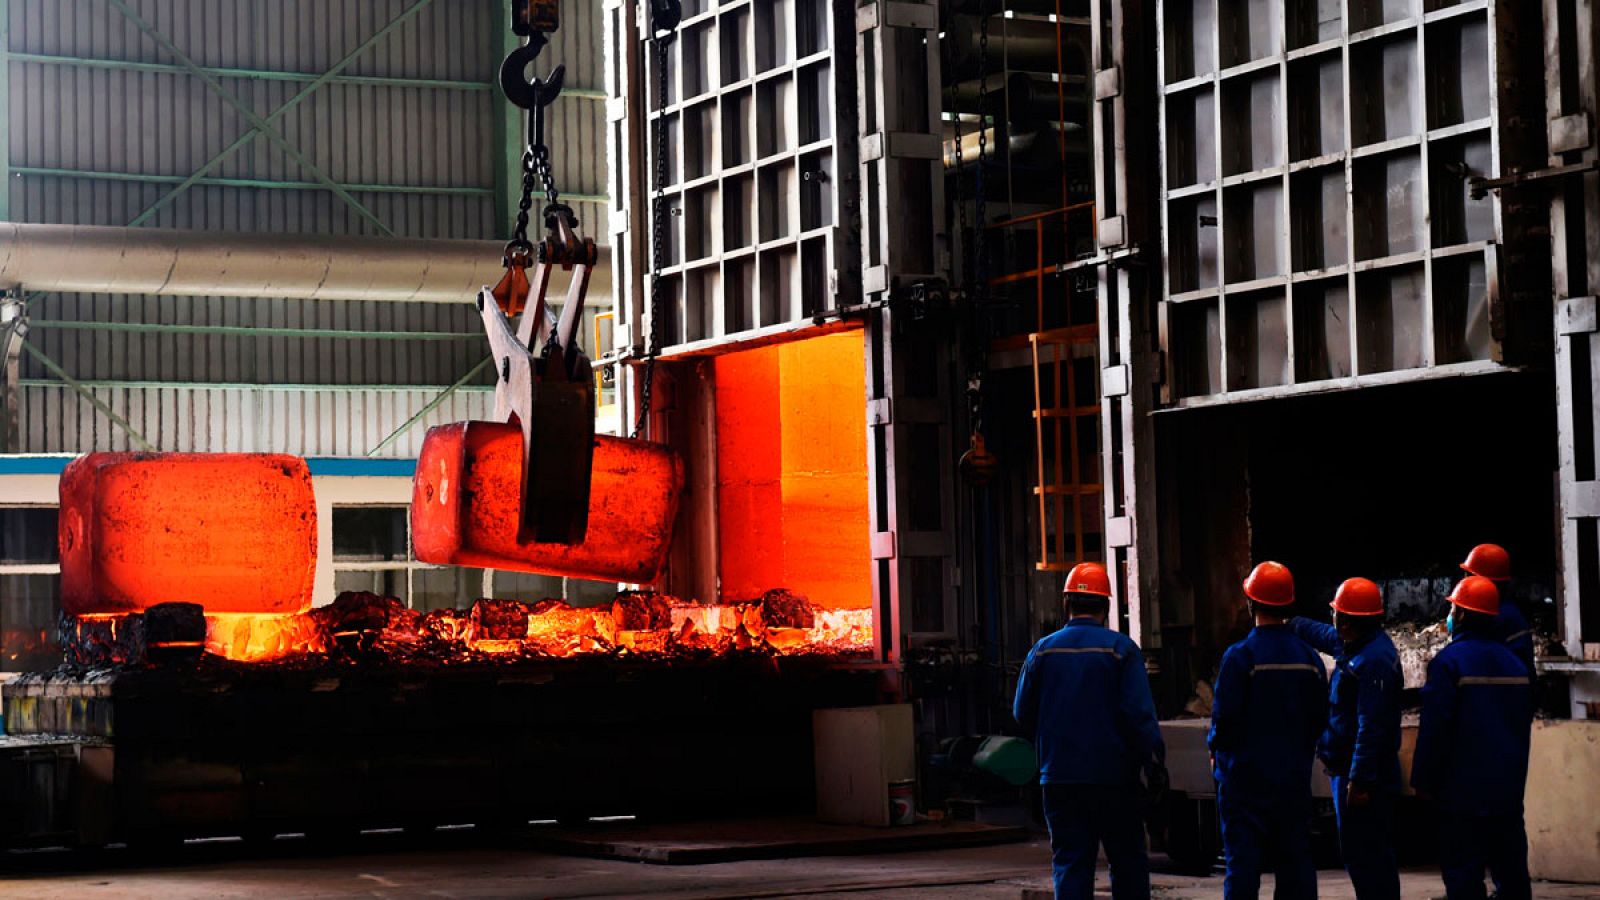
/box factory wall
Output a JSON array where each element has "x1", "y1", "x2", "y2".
[
  {"x1": 16, "y1": 382, "x2": 494, "y2": 458},
  {"x1": 3, "y1": 0, "x2": 611, "y2": 452}
]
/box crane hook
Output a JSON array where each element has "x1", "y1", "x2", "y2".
[{"x1": 500, "y1": 33, "x2": 565, "y2": 111}]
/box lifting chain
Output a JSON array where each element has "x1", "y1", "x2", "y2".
[
  {"x1": 950, "y1": 26, "x2": 968, "y2": 287},
  {"x1": 957, "y1": 9, "x2": 998, "y2": 485},
  {"x1": 969, "y1": 13, "x2": 991, "y2": 441},
  {"x1": 635, "y1": 3, "x2": 680, "y2": 439}
]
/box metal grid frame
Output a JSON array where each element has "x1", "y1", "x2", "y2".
[
  {"x1": 1092, "y1": 0, "x2": 1163, "y2": 643},
  {"x1": 609, "y1": 0, "x2": 862, "y2": 360},
  {"x1": 1156, "y1": 0, "x2": 1514, "y2": 408},
  {"x1": 1547, "y1": 0, "x2": 1600, "y2": 677},
  {"x1": 857, "y1": 1, "x2": 955, "y2": 662}
]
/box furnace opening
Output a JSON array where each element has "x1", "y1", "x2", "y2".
[{"x1": 712, "y1": 331, "x2": 872, "y2": 611}]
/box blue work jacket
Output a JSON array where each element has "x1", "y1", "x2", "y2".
[
  {"x1": 1013, "y1": 618, "x2": 1165, "y2": 786},
  {"x1": 1412, "y1": 630, "x2": 1533, "y2": 815},
  {"x1": 1289, "y1": 618, "x2": 1403, "y2": 791},
  {"x1": 1208, "y1": 624, "x2": 1328, "y2": 798},
  {"x1": 1494, "y1": 597, "x2": 1536, "y2": 676}
]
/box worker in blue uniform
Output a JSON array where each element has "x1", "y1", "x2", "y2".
[
  {"x1": 1412, "y1": 575, "x2": 1535, "y2": 900},
  {"x1": 1209, "y1": 561, "x2": 1327, "y2": 900},
  {"x1": 1290, "y1": 577, "x2": 1403, "y2": 900},
  {"x1": 1014, "y1": 561, "x2": 1166, "y2": 900},
  {"x1": 1460, "y1": 544, "x2": 1535, "y2": 675}
]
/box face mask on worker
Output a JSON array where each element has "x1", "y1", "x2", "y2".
[{"x1": 1447, "y1": 609, "x2": 1459, "y2": 636}]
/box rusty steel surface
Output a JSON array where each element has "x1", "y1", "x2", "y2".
[
  {"x1": 59, "y1": 453, "x2": 317, "y2": 616},
  {"x1": 411, "y1": 420, "x2": 683, "y2": 583}
]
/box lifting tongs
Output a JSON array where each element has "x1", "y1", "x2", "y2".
[{"x1": 483, "y1": 0, "x2": 600, "y2": 547}]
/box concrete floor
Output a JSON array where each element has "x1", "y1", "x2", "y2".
[{"x1": 2, "y1": 835, "x2": 1598, "y2": 899}]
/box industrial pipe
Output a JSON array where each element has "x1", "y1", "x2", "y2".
[
  {"x1": 0, "y1": 223, "x2": 612, "y2": 305},
  {"x1": 948, "y1": 71, "x2": 1089, "y2": 127},
  {"x1": 946, "y1": 16, "x2": 1090, "y2": 80}
]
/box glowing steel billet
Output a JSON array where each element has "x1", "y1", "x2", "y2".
[
  {"x1": 59, "y1": 453, "x2": 317, "y2": 616},
  {"x1": 411, "y1": 421, "x2": 684, "y2": 583}
]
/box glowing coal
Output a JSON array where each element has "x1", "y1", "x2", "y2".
[{"x1": 59, "y1": 589, "x2": 872, "y2": 668}]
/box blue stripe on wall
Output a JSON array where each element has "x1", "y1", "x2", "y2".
[{"x1": 0, "y1": 455, "x2": 416, "y2": 477}]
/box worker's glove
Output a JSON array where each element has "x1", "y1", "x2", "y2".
[
  {"x1": 1139, "y1": 760, "x2": 1170, "y2": 809},
  {"x1": 1346, "y1": 781, "x2": 1373, "y2": 809}
]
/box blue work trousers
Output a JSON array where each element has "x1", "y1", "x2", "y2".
[
  {"x1": 1437, "y1": 811, "x2": 1530, "y2": 900},
  {"x1": 1218, "y1": 784, "x2": 1318, "y2": 900},
  {"x1": 1329, "y1": 775, "x2": 1398, "y2": 900},
  {"x1": 1041, "y1": 783, "x2": 1150, "y2": 900}
]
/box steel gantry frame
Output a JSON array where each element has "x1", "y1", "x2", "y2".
[{"x1": 1090, "y1": 0, "x2": 1161, "y2": 645}]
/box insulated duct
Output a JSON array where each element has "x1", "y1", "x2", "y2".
[{"x1": 0, "y1": 223, "x2": 612, "y2": 305}]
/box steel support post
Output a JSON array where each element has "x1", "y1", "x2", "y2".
[
  {"x1": 1091, "y1": 0, "x2": 1161, "y2": 644},
  {"x1": 856, "y1": 1, "x2": 954, "y2": 666},
  {"x1": 1547, "y1": 0, "x2": 1600, "y2": 676},
  {"x1": 0, "y1": 289, "x2": 23, "y2": 452},
  {"x1": 0, "y1": 0, "x2": 10, "y2": 223},
  {"x1": 606, "y1": 0, "x2": 649, "y2": 432}
]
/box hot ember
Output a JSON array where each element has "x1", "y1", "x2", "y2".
[{"x1": 60, "y1": 588, "x2": 873, "y2": 668}]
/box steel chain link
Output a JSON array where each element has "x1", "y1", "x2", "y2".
[{"x1": 634, "y1": 33, "x2": 672, "y2": 439}]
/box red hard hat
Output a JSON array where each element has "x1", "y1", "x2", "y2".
[
  {"x1": 1331, "y1": 577, "x2": 1384, "y2": 616},
  {"x1": 1063, "y1": 562, "x2": 1113, "y2": 598},
  {"x1": 1447, "y1": 575, "x2": 1501, "y2": 616},
  {"x1": 1461, "y1": 544, "x2": 1511, "y2": 582},
  {"x1": 1244, "y1": 561, "x2": 1295, "y2": 607}
]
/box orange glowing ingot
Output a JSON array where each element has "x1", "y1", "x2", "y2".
[
  {"x1": 411, "y1": 421, "x2": 684, "y2": 584},
  {"x1": 59, "y1": 453, "x2": 317, "y2": 616}
]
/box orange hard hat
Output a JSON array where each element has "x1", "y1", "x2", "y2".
[
  {"x1": 1331, "y1": 577, "x2": 1384, "y2": 616},
  {"x1": 1063, "y1": 562, "x2": 1113, "y2": 598},
  {"x1": 1447, "y1": 575, "x2": 1501, "y2": 616},
  {"x1": 1461, "y1": 544, "x2": 1511, "y2": 582},
  {"x1": 1244, "y1": 561, "x2": 1295, "y2": 606}
]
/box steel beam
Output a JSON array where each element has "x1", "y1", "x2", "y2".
[
  {"x1": 5, "y1": 51, "x2": 494, "y2": 93},
  {"x1": 855, "y1": 1, "x2": 956, "y2": 666},
  {"x1": 28, "y1": 321, "x2": 481, "y2": 342},
  {"x1": 0, "y1": 0, "x2": 10, "y2": 222},
  {"x1": 19, "y1": 378, "x2": 491, "y2": 394},
  {"x1": 364, "y1": 356, "x2": 494, "y2": 457},
  {"x1": 4, "y1": 52, "x2": 606, "y2": 99},
  {"x1": 106, "y1": 0, "x2": 425, "y2": 235},
  {"x1": 1091, "y1": 0, "x2": 1161, "y2": 644},
  {"x1": 13, "y1": 166, "x2": 517, "y2": 199},
  {"x1": 20, "y1": 341, "x2": 155, "y2": 450},
  {"x1": 0, "y1": 290, "x2": 22, "y2": 452},
  {"x1": 1547, "y1": 0, "x2": 1600, "y2": 675},
  {"x1": 494, "y1": 1, "x2": 527, "y2": 240}
]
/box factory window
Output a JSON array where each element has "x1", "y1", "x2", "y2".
[
  {"x1": 331, "y1": 506, "x2": 483, "y2": 611},
  {"x1": 0, "y1": 507, "x2": 62, "y2": 672},
  {"x1": 331, "y1": 508, "x2": 622, "y2": 613}
]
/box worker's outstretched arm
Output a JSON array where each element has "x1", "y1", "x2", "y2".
[
  {"x1": 1118, "y1": 643, "x2": 1166, "y2": 765},
  {"x1": 1410, "y1": 654, "x2": 1456, "y2": 798},
  {"x1": 1348, "y1": 657, "x2": 1397, "y2": 785},
  {"x1": 1013, "y1": 646, "x2": 1042, "y2": 738},
  {"x1": 1305, "y1": 653, "x2": 1331, "y2": 748},
  {"x1": 1289, "y1": 617, "x2": 1341, "y2": 657},
  {"x1": 1207, "y1": 646, "x2": 1248, "y2": 754}
]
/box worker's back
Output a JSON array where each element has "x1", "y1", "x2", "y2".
[
  {"x1": 1013, "y1": 619, "x2": 1161, "y2": 786},
  {"x1": 1209, "y1": 624, "x2": 1328, "y2": 797},
  {"x1": 1413, "y1": 632, "x2": 1534, "y2": 816},
  {"x1": 1494, "y1": 596, "x2": 1537, "y2": 675}
]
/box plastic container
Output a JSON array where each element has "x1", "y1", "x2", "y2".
[{"x1": 888, "y1": 779, "x2": 916, "y2": 826}]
